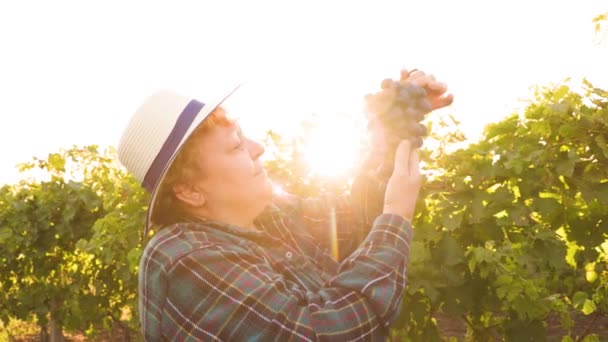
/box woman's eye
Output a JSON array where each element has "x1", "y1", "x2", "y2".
[{"x1": 234, "y1": 141, "x2": 245, "y2": 151}]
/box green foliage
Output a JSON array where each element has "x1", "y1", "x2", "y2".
[
  {"x1": 0, "y1": 146, "x2": 147, "y2": 337},
  {"x1": 593, "y1": 12, "x2": 607, "y2": 34},
  {"x1": 401, "y1": 79, "x2": 608, "y2": 340}
]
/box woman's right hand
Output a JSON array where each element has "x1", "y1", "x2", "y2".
[{"x1": 382, "y1": 140, "x2": 423, "y2": 222}]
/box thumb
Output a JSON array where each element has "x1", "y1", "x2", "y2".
[{"x1": 392, "y1": 140, "x2": 412, "y2": 175}]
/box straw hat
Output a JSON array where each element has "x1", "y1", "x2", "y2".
[{"x1": 117, "y1": 86, "x2": 240, "y2": 234}]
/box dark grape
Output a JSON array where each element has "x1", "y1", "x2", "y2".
[
  {"x1": 416, "y1": 123, "x2": 428, "y2": 136},
  {"x1": 410, "y1": 136, "x2": 423, "y2": 148},
  {"x1": 403, "y1": 82, "x2": 426, "y2": 99},
  {"x1": 381, "y1": 106, "x2": 404, "y2": 123},
  {"x1": 416, "y1": 98, "x2": 432, "y2": 114},
  {"x1": 398, "y1": 88, "x2": 412, "y2": 103},
  {"x1": 404, "y1": 107, "x2": 425, "y2": 122},
  {"x1": 401, "y1": 122, "x2": 425, "y2": 136},
  {"x1": 364, "y1": 74, "x2": 432, "y2": 159}
]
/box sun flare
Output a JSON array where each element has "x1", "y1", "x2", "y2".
[
  {"x1": 301, "y1": 114, "x2": 366, "y2": 179},
  {"x1": 221, "y1": 84, "x2": 368, "y2": 181}
]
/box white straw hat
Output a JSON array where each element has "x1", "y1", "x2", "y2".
[{"x1": 117, "y1": 86, "x2": 240, "y2": 234}]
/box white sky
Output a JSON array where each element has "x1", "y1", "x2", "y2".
[{"x1": 0, "y1": 0, "x2": 606, "y2": 184}]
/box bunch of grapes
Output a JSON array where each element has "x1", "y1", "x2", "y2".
[
  {"x1": 364, "y1": 71, "x2": 432, "y2": 149},
  {"x1": 363, "y1": 71, "x2": 434, "y2": 177}
]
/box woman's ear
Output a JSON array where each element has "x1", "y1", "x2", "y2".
[{"x1": 172, "y1": 183, "x2": 206, "y2": 208}]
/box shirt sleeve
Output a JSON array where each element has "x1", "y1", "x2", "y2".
[
  {"x1": 159, "y1": 214, "x2": 412, "y2": 341},
  {"x1": 274, "y1": 165, "x2": 388, "y2": 262}
]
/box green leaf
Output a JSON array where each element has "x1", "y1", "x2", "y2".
[
  {"x1": 594, "y1": 135, "x2": 608, "y2": 158},
  {"x1": 127, "y1": 247, "x2": 142, "y2": 270},
  {"x1": 468, "y1": 257, "x2": 476, "y2": 273},
  {"x1": 565, "y1": 241, "x2": 579, "y2": 268},
  {"x1": 580, "y1": 335, "x2": 600, "y2": 342},
  {"x1": 558, "y1": 122, "x2": 579, "y2": 138},
  {"x1": 48, "y1": 152, "x2": 66, "y2": 172},
  {"x1": 470, "y1": 196, "x2": 485, "y2": 224},
  {"x1": 509, "y1": 205, "x2": 530, "y2": 226},
  {"x1": 495, "y1": 274, "x2": 513, "y2": 286},
  {"x1": 62, "y1": 205, "x2": 77, "y2": 223},
  {"x1": 0, "y1": 227, "x2": 13, "y2": 243},
  {"x1": 75, "y1": 239, "x2": 89, "y2": 251},
  {"x1": 118, "y1": 265, "x2": 132, "y2": 282},
  {"x1": 582, "y1": 299, "x2": 597, "y2": 315},
  {"x1": 573, "y1": 291, "x2": 588, "y2": 308},
  {"x1": 556, "y1": 158, "x2": 576, "y2": 177},
  {"x1": 441, "y1": 211, "x2": 464, "y2": 231},
  {"x1": 531, "y1": 119, "x2": 552, "y2": 136},
  {"x1": 596, "y1": 182, "x2": 608, "y2": 206},
  {"x1": 539, "y1": 192, "x2": 561, "y2": 200},
  {"x1": 585, "y1": 269, "x2": 598, "y2": 283},
  {"x1": 554, "y1": 85, "x2": 570, "y2": 100},
  {"x1": 434, "y1": 235, "x2": 465, "y2": 266},
  {"x1": 495, "y1": 274, "x2": 515, "y2": 300}
]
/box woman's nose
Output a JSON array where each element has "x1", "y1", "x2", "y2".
[{"x1": 247, "y1": 138, "x2": 265, "y2": 159}]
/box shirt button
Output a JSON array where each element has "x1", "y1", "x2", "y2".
[{"x1": 286, "y1": 251, "x2": 293, "y2": 259}]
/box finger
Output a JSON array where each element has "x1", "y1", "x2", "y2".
[
  {"x1": 430, "y1": 93, "x2": 454, "y2": 109},
  {"x1": 393, "y1": 140, "x2": 412, "y2": 175},
  {"x1": 408, "y1": 70, "x2": 426, "y2": 78},
  {"x1": 400, "y1": 68, "x2": 419, "y2": 81},
  {"x1": 408, "y1": 148, "x2": 421, "y2": 177},
  {"x1": 410, "y1": 74, "x2": 436, "y2": 89},
  {"x1": 386, "y1": 121, "x2": 410, "y2": 139},
  {"x1": 427, "y1": 81, "x2": 448, "y2": 94}
]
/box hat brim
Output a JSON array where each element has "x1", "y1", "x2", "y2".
[{"x1": 143, "y1": 84, "x2": 242, "y2": 237}]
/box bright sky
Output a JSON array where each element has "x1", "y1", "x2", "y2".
[{"x1": 0, "y1": 0, "x2": 606, "y2": 184}]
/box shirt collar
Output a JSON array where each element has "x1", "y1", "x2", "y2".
[{"x1": 179, "y1": 205, "x2": 284, "y2": 245}]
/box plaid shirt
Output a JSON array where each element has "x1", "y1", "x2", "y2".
[{"x1": 139, "y1": 169, "x2": 414, "y2": 341}]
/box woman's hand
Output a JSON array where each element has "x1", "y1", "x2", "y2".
[
  {"x1": 401, "y1": 69, "x2": 454, "y2": 110},
  {"x1": 382, "y1": 140, "x2": 423, "y2": 222}
]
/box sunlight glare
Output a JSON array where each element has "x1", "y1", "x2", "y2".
[
  {"x1": 272, "y1": 182, "x2": 287, "y2": 196},
  {"x1": 301, "y1": 114, "x2": 365, "y2": 178}
]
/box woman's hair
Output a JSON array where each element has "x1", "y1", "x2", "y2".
[{"x1": 150, "y1": 107, "x2": 235, "y2": 227}]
